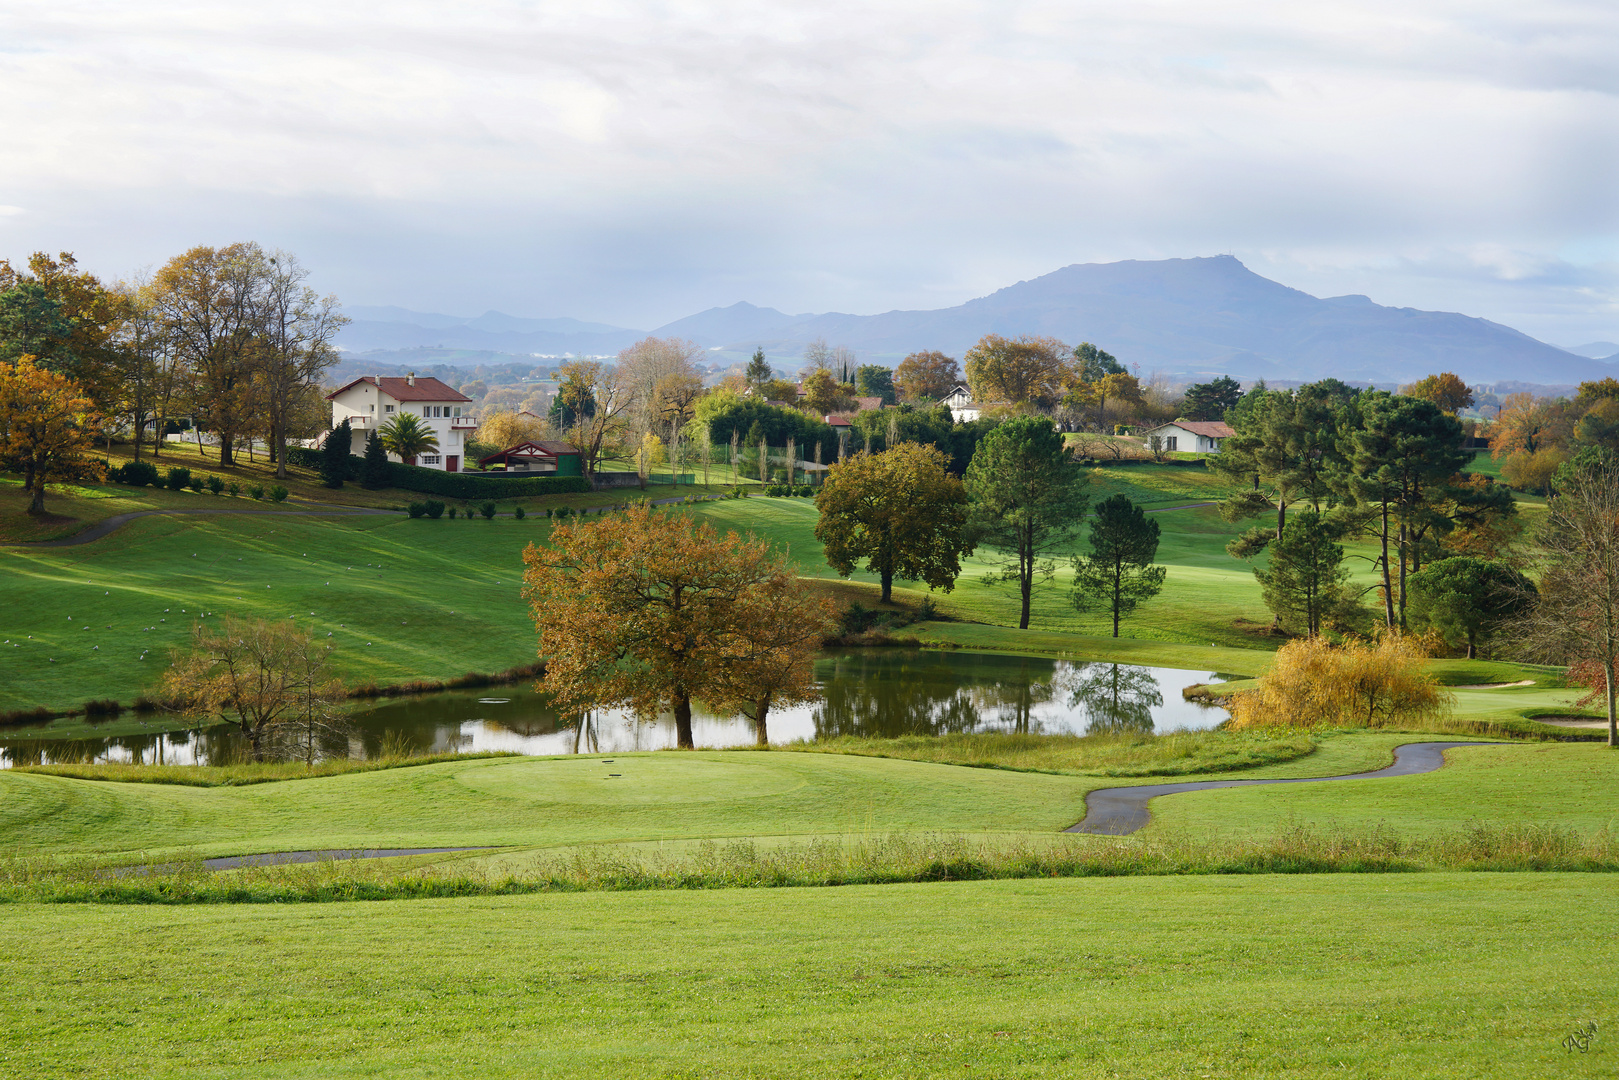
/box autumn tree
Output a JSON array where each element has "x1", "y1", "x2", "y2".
[
  {"x1": 1062, "y1": 371, "x2": 1143, "y2": 432},
  {"x1": 556, "y1": 360, "x2": 636, "y2": 484},
  {"x1": 1070, "y1": 495, "x2": 1166, "y2": 637},
  {"x1": 800, "y1": 368, "x2": 855, "y2": 415},
  {"x1": 618, "y1": 336, "x2": 703, "y2": 448},
  {"x1": 1403, "y1": 372, "x2": 1474, "y2": 414},
  {"x1": 1515, "y1": 459, "x2": 1619, "y2": 746},
  {"x1": 894, "y1": 350, "x2": 961, "y2": 401},
  {"x1": 964, "y1": 416, "x2": 1089, "y2": 629},
  {"x1": 255, "y1": 250, "x2": 346, "y2": 478},
  {"x1": 963, "y1": 334, "x2": 1071, "y2": 409},
  {"x1": 1227, "y1": 633, "x2": 1450, "y2": 730},
  {"x1": 150, "y1": 243, "x2": 267, "y2": 465},
  {"x1": 523, "y1": 505, "x2": 826, "y2": 749},
  {"x1": 477, "y1": 408, "x2": 550, "y2": 451},
  {"x1": 715, "y1": 573, "x2": 838, "y2": 745},
  {"x1": 815, "y1": 442, "x2": 974, "y2": 602},
  {"x1": 1408, "y1": 557, "x2": 1536, "y2": 659},
  {"x1": 0, "y1": 357, "x2": 102, "y2": 513},
  {"x1": 0, "y1": 252, "x2": 129, "y2": 414},
  {"x1": 162, "y1": 616, "x2": 346, "y2": 761}
]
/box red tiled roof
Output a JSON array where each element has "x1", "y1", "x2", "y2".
[
  {"x1": 1150, "y1": 420, "x2": 1234, "y2": 438},
  {"x1": 327, "y1": 375, "x2": 471, "y2": 403},
  {"x1": 478, "y1": 440, "x2": 579, "y2": 467}
]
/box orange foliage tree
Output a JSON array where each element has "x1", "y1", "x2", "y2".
[
  {"x1": 1402, "y1": 372, "x2": 1474, "y2": 414},
  {"x1": 0, "y1": 356, "x2": 102, "y2": 513},
  {"x1": 894, "y1": 350, "x2": 961, "y2": 401},
  {"x1": 963, "y1": 334, "x2": 1072, "y2": 409},
  {"x1": 523, "y1": 505, "x2": 836, "y2": 748}
]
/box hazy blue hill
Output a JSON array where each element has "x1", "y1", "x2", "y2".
[
  {"x1": 338, "y1": 259, "x2": 1617, "y2": 385},
  {"x1": 1560, "y1": 341, "x2": 1619, "y2": 359}
]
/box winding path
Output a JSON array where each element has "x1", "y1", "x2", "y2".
[{"x1": 1066, "y1": 741, "x2": 1504, "y2": 835}]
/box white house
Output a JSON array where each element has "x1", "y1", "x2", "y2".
[
  {"x1": 1138, "y1": 420, "x2": 1235, "y2": 454},
  {"x1": 941, "y1": 383, "x2": 1006, "y2": 423},
  {"x1": 327, "y1": 374, "x2": 476, "y2": 472}
]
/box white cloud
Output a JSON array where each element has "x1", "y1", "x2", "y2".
[{"x1": 0, "y1": 0, "x2": 1615, "y2": 335}]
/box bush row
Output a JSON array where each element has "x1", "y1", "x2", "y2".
[
  {"x1": 284, "y1": 447, "x2": 591, "y2": 498},
  {"x1": 104, "y1": 461, "x2": 287, "y2": 501}
]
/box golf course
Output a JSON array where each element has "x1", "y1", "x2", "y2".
[{"x1": 1, "y1": 454, "x2": 1614, "y2": 1078}]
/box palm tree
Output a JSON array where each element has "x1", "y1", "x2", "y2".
[{"x1": 379, "y1": 413, "x2": 439, "y2": 466}]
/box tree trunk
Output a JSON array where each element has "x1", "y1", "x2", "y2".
[
  {"x1": 1607, "y1": 659, "x2": 1617, "y2": 749},
  {"x1": 753, "y1": 695, "x2": 771, "y2": 747},
  {"x1": 274, "y1": 421, "x2": 288, "y2": 479},
  {"x1": 1378, "y1": 503, "x2": 1396, "y2": 628},
  {"x1": 1397, "y1": 521, "x2": 1409, "y2": 629},
  {"x1": 673, "y1": 691, "x2": 695, "y2": 749},
  {"x1": 1112, "y1": 560, "x2": 1122, "y2": 638},
  {"x1": 880, "y1": 569, "x2": 893, "y2": 603},
  {"x1": 27, "y1": 483, "x2": 45, "y2": 514}
]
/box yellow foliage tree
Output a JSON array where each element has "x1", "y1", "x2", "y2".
[
  {"x1": 476, "y1": 409, "x2": 549, "y2": 451},
  {"x1": 963, "y1": 334, "x2": 1071, "y2": 409},
  {"x1": 0, "y1": 356, "x2": 102, "y2": 514},
  {"x1": 1227, "y1": 633, "x2": 1452, "y2": 730}
]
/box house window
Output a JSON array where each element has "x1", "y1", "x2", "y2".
[
  {"x1": 385, "y1": 404, "x2": 394, "y2": 413},
  {"x1": 453, "y1": 407, "x2": 461, "y2": 417},
  {"x1": 421, "y1": 454, "x2": 441, "y2": 465},
  {"x1": 1166, "y1": 436, "x2": 1178, "y2": 451}
]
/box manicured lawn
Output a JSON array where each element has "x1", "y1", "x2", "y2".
[
  {"x1": 2, "y1": 874, "x2": 1615, "y2": 1078},
  {"x1": 1145, "y1": 740, "x2": 1619, "y2": 838}
]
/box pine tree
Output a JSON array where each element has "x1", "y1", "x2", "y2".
[
  {"x1": 1253, "y1": 509, "x2": 1359, "y2": 638},
  {"x1": 361, "y1": 429, "x2": 390, "y2": 490},
  {"x1": 745, "y1": 347, "x2": 772, "y2": 392},
  {"x1": 1070, "y1": 495, "x2": 1166, "y2": 637},
  {"x1": 320, "y1": 418, "x2": 351, "y2": 488}
]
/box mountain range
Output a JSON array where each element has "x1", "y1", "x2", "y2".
[{"x1": 339, "y1": 256, "x2": 1618, "y2": 386}]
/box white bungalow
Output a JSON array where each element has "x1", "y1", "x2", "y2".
[
  {"x1": 941, "y1": 383, "x2": 1006, "y2": 423},
  {"x1": 1138, "y1": 420, "x2": 1235, "y2": 454},
  {"x1": 327, "y1": 373, "x2": 476, "y2": 472}
]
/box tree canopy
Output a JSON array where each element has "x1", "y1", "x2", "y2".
[
  {"x1": 1407, "y1": 556, "x2": 1535, "y2": 659},
  {"x1": 1180, "y1": 376, "x2": 1243, "y2": 421},
  {"x1": 893, "y1": 350, "x2": 961, "y2": 401},
  {"x1": 815, "y1": 442, "x2": 974, "y2": 602},
  {"x1": 963, "y1": 334, "x2": 1071, "y2": 409},
  {"x1": 1070, "y1": 495, "x2": 1166, "y2": 637}
]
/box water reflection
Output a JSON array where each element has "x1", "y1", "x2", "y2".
[{"x1": 0, "y1": 651, "x2": 1231, "y2": 766}]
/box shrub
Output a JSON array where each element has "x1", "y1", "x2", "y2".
[
  {"x1": 553, "y1": 506, "x2": 571, "y2": 520},
  {"x1": 479, "y1": 501, "x2": 497, "y2": 519},
  {"x1": 764, "y1": 483, "x2": 790, "y2": 497},
  {"x1": 248, "y1": 483, "x2": 264, "y2": 501},
  {"x1": 794, "y1": 484, "x2": 815, "y2": 497},
  {"x1": 380, "y1": 460, "x2": 590, "y2": 499},
  {"x1": 111, "y1": 460, "x2": 159, "y2": 487},
  {"x1": 407, "y1": 502, "x2": 427, "y2": 519},
  {"x1": 82, "y1": 698, "x2": 123, "y2": 719},
  {"x1": 187, "y1": 476, "x2": 204, "y2": 492},
  {"x1": 1227, "y1": 633, "x2": 1452, "y2": 730},
  {"x1": 424, "y1": 499, "x2": 445, "y2": 519},
  {"x1": 514, "y1": 505, "x2": 525, "y2": 520},
  {"x1": 227, "y1": 482, "x2": 240, "y2": 497},
  {"x1": 165, "y1": 467, "x2": 191, "y2": 491},
  {"x1": 268, "y1": 485, "x2": 289, "y2": 503},
  {"x1": 447, "y1": 506, "x2": 457, "y2": 519},
  {"x1": 206, "y1": 475, "x2": 224, "y2": 495}
]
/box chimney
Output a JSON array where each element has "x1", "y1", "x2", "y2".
[{"x1": 407, "y1": 372, "x2": 416, "y2": 387}]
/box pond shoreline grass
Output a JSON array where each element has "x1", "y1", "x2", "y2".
[{"x1": 11, "y1": 750, "x2": 523, "y2": 787}]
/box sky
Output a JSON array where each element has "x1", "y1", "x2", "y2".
[{"x1": 3, "y1": 0, "x2": 1618, "y2": 344}]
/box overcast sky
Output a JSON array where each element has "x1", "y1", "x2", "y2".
[{"x1": 3, "y1": 1, "x2": 1617, "y2": 343}]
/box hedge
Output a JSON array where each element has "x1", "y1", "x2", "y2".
[{"x1": 282, "y1": 447, "x2": 590, "y2": 498}]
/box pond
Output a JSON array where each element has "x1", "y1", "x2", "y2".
[{"x1": 0, "y1": 650, "x2": 1236, "y2": 766}]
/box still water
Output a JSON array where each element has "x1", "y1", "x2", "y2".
[{"x1": 0, "y1": 650, "x2": 1232, "y2": 767}]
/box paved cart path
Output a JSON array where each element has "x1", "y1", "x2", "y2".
[{"x1": 1066, "y1": 741, "x2": 1507, "y2": 835}]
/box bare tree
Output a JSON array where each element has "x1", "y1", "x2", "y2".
[
  {"x1": 618, "y1": 336, "x2": 703, "y2": 445},
  {"x1": 558, "y1": 360, "x2": 636, "y2": 486},
  {"x1": 256, "y1": 250, "x2": 347, "y2": 478},
  {"x1": 1515, "y1": 461, "x2": 1619, "y2": 746}
]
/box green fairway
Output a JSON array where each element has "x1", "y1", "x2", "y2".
[
  {"x1": 2, "y1": 874, "x2": 1615, "y2": 1078},
  {"x1": 1145, "y1": 740, "x2": 1619, "y2": 837}
]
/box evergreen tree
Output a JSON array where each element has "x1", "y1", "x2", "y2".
[
  {"x1": 855, "y1": 364, "x2": 897, "y2": 406},
  {"x1": 964, "y1": 416, "x2": 1089, "y2": 629},
  {"x1": 1408, "y1": 557, "x2": 1536, "y2": 659},
  {"x1": 1073, "y1": 342, "x2": 1125, "y2": 382},
  {"x1": 1070, "y1": 495, "x2": 1166, "y2": 637},
  {"x1": 1181, "y1": 376, "x2": 1243, "y2": 421},
  {"x1": 361, "y1": 429, "x2": 390, "y2": 490},
  {"x1": 745, "y1": 347, "x2": 773, "y2": 392},
  {"x1": 1253, "y1": 509, "x2": 1361, "y2": 638},
  {"x1": 320, "y1": 418, "x2": 351, "y2": 488}
]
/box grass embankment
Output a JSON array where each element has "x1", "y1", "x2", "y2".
[
  {"x1": 11, "y1": 750, "x2": 520, "y2": 787},
  {"x1": 1, "y1": 875, "x2": 1616, "y2": 1076}
]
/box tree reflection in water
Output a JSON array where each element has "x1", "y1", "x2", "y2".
[
  {"x1": 813, "y1": 651, "x2": 1061, "y2": 738},
  {"x1": 1058, "y1": 662, "x2": 1163, "y2": 735}
]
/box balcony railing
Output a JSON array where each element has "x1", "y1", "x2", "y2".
[{"x1": 450, "y1": 416, "x2": 478, "y2": 428}]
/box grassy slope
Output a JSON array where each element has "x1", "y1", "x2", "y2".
[
  {"x1": 3, "y1": 875, "x2": 1616, "y2": 1078},
  {"x1": 3, "y1": 738, "x2": 1613, "y2": 861},
  {"x1": 1145, "y1": 741, "x2": 1619, "y2": 837}
]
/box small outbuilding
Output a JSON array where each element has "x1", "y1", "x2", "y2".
[{"x1": 477, "y1": 441, "x2": 583, "y2": 476}]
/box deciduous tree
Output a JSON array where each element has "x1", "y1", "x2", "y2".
[
  {"x1": 557, "y1": 360, "x2": 635, "y2": 484},
  {"x1": 523, "y1": 505, "x2": 822, "y2": 748},
  {"x1": 1070, "y1": 495, "x2": 1166, "y2": 637},
  {"x1": 162, "y1": 616, "x2": 346, "y2": 761},
  {"x1": 963, "y1": 334, "x2": 1071, "y2": 409},
  {"x1": 964, "y1": 416, "x2": 1089, "y2": 629},
  {"x1": 715, "y1": 575, "x2": 838, "y2": 745},
  {"x1": 1402, "y1": 372, "x2": 1474, "y2": 414},
  {"x1": 815, "y1": 442, "x2": 974, "y2": 602},
  {"x1": 894, "y1": 350, "x2": 961, "y2": 401},
  {"x1": 0, "y1": 357, "x2": 102, "y2": 513},
  {"x1": 256, "y1": 250, "x2": 346, "y2": 479},
  {"x1": 1227, "y1": 633, "x2": 1450, "y2": 730}
]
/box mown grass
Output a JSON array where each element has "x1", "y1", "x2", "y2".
[
  {"x1": 788, "y1": 730, "x2": 1317, "y2": 777},
  {"x1": 0, "y1": 874, "x2": 1614, "y2": 1076}
]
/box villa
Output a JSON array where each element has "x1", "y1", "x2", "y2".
[
  {"x1": 1138, "y1": 419, "x2": 1235, "y2": 454},
  {"x1": 327, "y1": 374, "x2": 475, "y2": 471}
]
